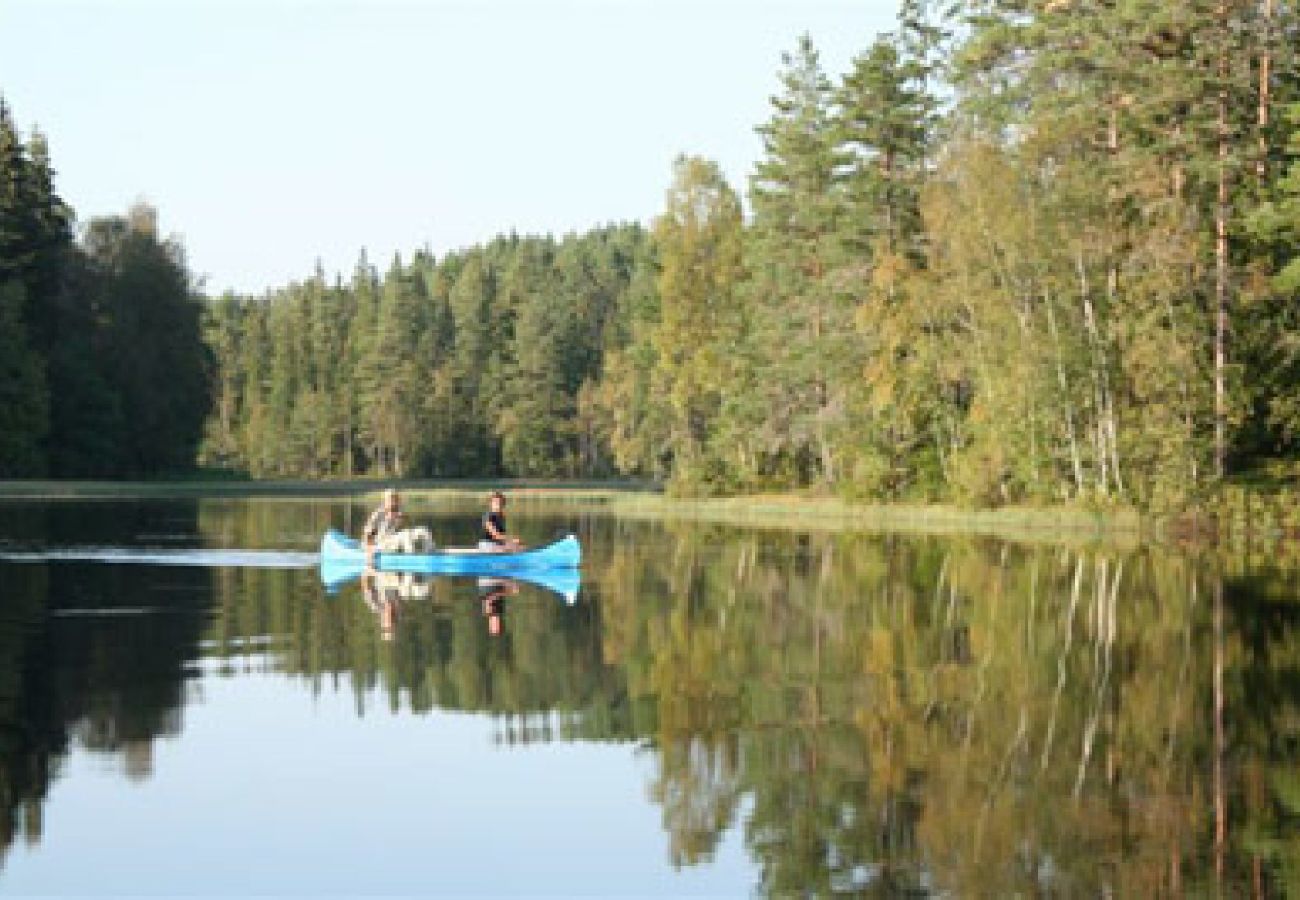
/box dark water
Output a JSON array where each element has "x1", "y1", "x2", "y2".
[{"x1": 0, "y1": 496, "x2": 1297, "y2": 896}]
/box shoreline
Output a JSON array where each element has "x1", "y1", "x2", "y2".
[
  {"x1": 0, "y1": 478, "x2": 1294, "y2": 546},
  {"x1": 6, "y1": 479, "x2": 1296, "y2": 540},
  {"x1": 0, "y1": 479, "x2": 651, "y2": 500}
]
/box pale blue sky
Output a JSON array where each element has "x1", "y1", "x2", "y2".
[{"x1": 1, "y1": 1, "x2": 899, "y2": 294}]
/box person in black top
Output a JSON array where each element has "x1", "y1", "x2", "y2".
[{"x1": 479, "y1": 490, "x2": 522, "y2": 551}]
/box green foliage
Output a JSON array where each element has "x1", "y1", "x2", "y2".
[
  {"x1": 836, "y1": 34, "x2": 932, "y2": 259},
  {"x1": 1243, "y1": 98, "x2": 1300, "y2": 452},
  {"x1": 589, "y1": 156, "x2": 744, "y2": 494},
  {"x1": 0, "y1": 280, "x2": 48, "y2": 475},
  {"x1": 81, "y1": 207, "x2": 211, "y2": 475},
  {"x1": 0, "y1": 97, "x2": 206, "y2": 478},
  {"x1": 203, "y1": 226, "x2": 652, "y2": 479},
  {"x1": 588, "y1": 2, "x2": 1300, "y2": 509},
  {"x1": 9, "y1": 0, "x2": 1300, "y2": 501},
  {"x1": 737, "y1": 34, "x2": 860, "y2": 489}
]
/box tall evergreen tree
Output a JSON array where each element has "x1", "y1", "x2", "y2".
[
  {"x1": 200, "y1": 292, "x2": 245, "y2": 470},
  {"x1": 742, "y1": 34, "x2": 857, "y2": 487},
  {"x1": 1243, "y1": 90, "x2": 1300, "y2": 454},
  {"x1": 16, "y1": 128, "x2": 73, "y2": 349},
  {"x1": 447, "y1": 250, "x2": 500, "y2": 474},
  {"x1": 0, "y1": 100, "x2": 38, "y2": 304},
  {"x1": 836, "y1": 35, "x2": 932, "y2": 259}
]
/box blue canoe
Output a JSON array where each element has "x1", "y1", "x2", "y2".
[{"x1": 319, "y1": 529, "x2": 581, "y2": 576}]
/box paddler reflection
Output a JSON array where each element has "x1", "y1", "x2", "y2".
[
  {"x1": 361, "y1": 569, "x2": 431, "y2": 641},
  {"x1": 477, "y1": 577, "x2": 520, "y2": 638}
]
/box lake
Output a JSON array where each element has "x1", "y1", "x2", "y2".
[{"x1": 0, "y1": 493, "x2": 1296, "y2": 896}]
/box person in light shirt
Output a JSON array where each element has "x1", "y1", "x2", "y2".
[{"x1": 363, "y1": 489, "x2": 433, "y2": 561}]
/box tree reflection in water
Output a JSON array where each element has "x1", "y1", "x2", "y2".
[
  {"x1": 0, "y1": 500, "x2": 213, "y2": 869},
  {"x1": 0, "y1": 497, "x2": 1296, "y2": 895}
]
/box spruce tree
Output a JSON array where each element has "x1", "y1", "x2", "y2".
[
  {"x1": 836, "y1": 36, "x2": 932, "y2": 259},
  {"x1": 744, "y1": 33, "x2": 856, "y2": 487},
  {"x1": 0, "y1": 100, "x2": 37, "y2": 297}
]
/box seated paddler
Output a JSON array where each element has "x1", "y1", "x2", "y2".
[
  {"x1": 479, "y1": 490, "x2": 523, "y2": 552},
  {"x1": 363, "y1": 488, "x2": 433, "y2": 559}
]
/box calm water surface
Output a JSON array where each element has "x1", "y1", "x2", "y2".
[{"x1": 0, "y1": 495, "x2": 1296, "y2": 896}]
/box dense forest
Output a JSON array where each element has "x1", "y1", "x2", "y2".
[
  {"x1": 4, "y1": 0, "x2": 1300, "y2": 510},
  {"x1": 602, "y1": 0, "x2": 1300, "y2": 507},
  {"x1": 0, "y1": 101, "x2": 209, "y2": 478},
  {"x1": 200, "y1": 228, "x2": 655, "y2": 479},
  {"x1": 201, "y1": 0, "x2": 1300, "y2": 508}
]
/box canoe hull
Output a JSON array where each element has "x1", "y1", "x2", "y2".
[{"x1": 319, "y1": 529, "x2": 581, "y2": 576}]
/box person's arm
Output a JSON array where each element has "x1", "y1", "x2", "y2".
[{"x1": 485, "y1": 516, "x2": 522, "y2": 549}]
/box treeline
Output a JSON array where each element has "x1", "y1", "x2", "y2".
[
  {"x1": 595, "y1": 0, "x2": 1300, "y2": 507},
  {"x1": 206, "y1": 0, "x2": 1300, "y2": 509},
  {"x1": 9, "y1": 1, "x2": 1293, "y2": 507},
  {"x1": 0, "y1": 99, "x2": 209, "y2": 478},
  {"x1": 200, "y1": 228, "x2": 654, "y2": 478}
]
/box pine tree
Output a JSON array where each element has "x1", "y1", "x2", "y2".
[
  {"x1": 364, "y1": 256, "x2": 431, "y2": 475},
  {"x1": 236, "y1": 303, "x2": 272, "y2": 475},
  {"x1": 446, "y1": 250, "x2": 499, "y2": 474},
  {"x1": 199, "y1": 292, "x2": 245, "y2": 469},
  {"x1": 0, "y1": 100, "x2": 38, "y2": 298},
  {"x1": 836, "y1": 35, "x2": 932, "y2": 259},
  {"x1": 1243, "y1": 93, "x2": 1300, "y2": 452},
  {"x1": 411, "y1": 253, "x2": 458, "y2": 475},
  {"x1": 490, "y1": 238, "x2": 572, "y2": 475},
  {"x1": 743, "y1": 34, "x2": 857, "y2": 487}
]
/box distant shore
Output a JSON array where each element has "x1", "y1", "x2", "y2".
[{"x1": 0, "y1": 478, "x2": 651, "y2": 500}]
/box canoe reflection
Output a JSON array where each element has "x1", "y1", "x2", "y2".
[
  {"x1": 360, "y1": 570, "x2": 424, "y2": 641},
  {"x1": 323, "y1": 563, "x2": 580, "y2": 606},
  {"x1": 350, "y1": 566, "x2": 579, "y2": 641}
]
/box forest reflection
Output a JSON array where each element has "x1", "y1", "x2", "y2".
[
  {"x1": 0, "y1": 500, "x2": 212, "y2": 867},
  {"x1": 0, "y1": 498, "x2": 1297, "y2": 895}
]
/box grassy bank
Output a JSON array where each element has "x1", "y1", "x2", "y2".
[{"x1": 587, "y1": 492, "x2": 1145, "y2": 544}]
